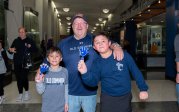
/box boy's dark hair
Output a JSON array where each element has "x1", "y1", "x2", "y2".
[
  {"x1": 46, "y1": 46, "x2": 62, "y2": 57},
  {"x1": 93, "y1": 32, "x2": 110, "y2": 44}
]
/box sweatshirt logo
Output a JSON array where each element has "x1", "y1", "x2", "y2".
[
  {"x1": 46, "y1": 78, "x2": 65, "y2": 85},
  {"x1": 116, "y1": 62, "x2": 123, "y2": 71}
]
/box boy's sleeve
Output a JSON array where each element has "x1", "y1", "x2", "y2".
[
  {"x1": 64, "y1": 68, "x2": 68, "y2": 104},
  {"x1": 6, "y1": 50, "x2": 13, "y2": 59},
  {"x1": 81, "y1": 60, "x2": 101, "y2": 87},
  {"x1": 36, "y1": 82, "x2": 45, "y2": 94},
  {"x1": 125, "y1": 52, "x2": 148, "y2": 91}
]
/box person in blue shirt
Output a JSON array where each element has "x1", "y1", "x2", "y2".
[
  {"x1": 37, "y1": 13, "x2": 124, "y2": 112},
  {"x1": 78, "y1": 32, "x2": 149, "y2": 112}
]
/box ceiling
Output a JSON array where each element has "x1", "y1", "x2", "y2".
[{"x1": 53, "y1": 0, "x2": 166, "y2": 35}]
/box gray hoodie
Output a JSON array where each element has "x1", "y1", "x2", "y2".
[{"x1": 36, "y1": 66, "x2": 68, "y2": 112}]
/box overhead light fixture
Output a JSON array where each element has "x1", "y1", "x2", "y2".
[
  {"x1": 57, "y1": 14, "x2": 60, "y2": 18},
  {"x1": 63, "y1": 8, "x2": 70, "y2": 12},
  {"x1": 98, "y1": 18, "x2": 103, "y2": 21},
  {"x1": 102, "y1": 9, "x2": 109, "y2": 13},
  {"x1": 67, "y1": 22, "x2": 71, "y2": 25},
  {"x1": 158, "y1": 0, "x2": 161, "y2": 3},
  {"x1": 95, "y1": 23, "x2": 99, "y2": 26},
  {"x1": 66, "y1": 17, "x2": 71, "y2": 20}
]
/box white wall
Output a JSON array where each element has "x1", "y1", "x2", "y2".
[
  {"x1": 6, "y1": 0, "x2": 61, "y2": 46},
  {"x1": 6, "y1": 0, "x2": 23, "y2": 45}
]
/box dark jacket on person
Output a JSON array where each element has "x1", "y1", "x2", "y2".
[{"x1": 11, "y1": 37, "x2": 37, "y2": 67}]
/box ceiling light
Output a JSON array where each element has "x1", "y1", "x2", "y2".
[
  {"x1": 57, "y1": 14, "x2": 60, "y2": 18},
  {"x1": 102, "y1": 9, "x2": 109, "y2": 13},
  {"x1": 158, "y1": 0, "x2": 161, "y2": 3},
  {"x1": 66, "y1": 17, "x2": 71, "y2": 20},
  {"x1": 95, "y1": 23, "x2": 99, "y2": 26},
  {"x1": 98, "y1": 18, "x2": 103, "y2": 21},
  {"x1": 63, "y1": 8, "x2": 70, "y2": 12},
  {"x1": 67, "y1": 22, "x2": 71, "y2": 25},
  {"x1": 100, "y1": 23, "x2": 104, "y2": 26}
]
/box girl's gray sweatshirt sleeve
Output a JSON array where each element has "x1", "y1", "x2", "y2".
[{"x1": 36, "y1": 82, "x2": 45, "y2": 94}]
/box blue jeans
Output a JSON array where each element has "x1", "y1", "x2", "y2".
[
  {"x1": 176, "y1": 84, "x2": 179, "y2": 104},
  {"x1": 68, "y1": 95, "x2": 97, "y2": 112}
]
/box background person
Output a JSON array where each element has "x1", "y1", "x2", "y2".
[{"x1": 9, "y1": 27, "x2": 37, "y2": 102}]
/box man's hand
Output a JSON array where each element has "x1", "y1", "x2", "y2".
[{"x1": 112, "y1": 43, "x2": 124, "y2": 61}]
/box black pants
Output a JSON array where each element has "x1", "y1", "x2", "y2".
[
  {"x1": 0, "y1": 74, "x2": 5, "y2": 96},
  {"x1": 100, "y1": 93, "x2": 132, "y2": 112},
  {"x1": 14, "y1": 65, "x2": 29, "y2": 94}
]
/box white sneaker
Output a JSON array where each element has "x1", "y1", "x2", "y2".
[
  {"x1": 23, "y1": 91, "x2": 30, "y2": 101},
  {"x1": 16, "y1": 94, "x2": 23, "y2": 102},
  {"x1": 2, "y1": 95, "x2": 6, "y2": 101}
]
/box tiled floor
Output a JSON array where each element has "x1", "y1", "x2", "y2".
[{"x1": 0, "y1": 80, "x2": 178, "y2": 112}]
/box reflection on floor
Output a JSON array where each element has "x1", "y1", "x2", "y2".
[{"x1": 0, "y1": 80, "x2": 178, "y2": 112}]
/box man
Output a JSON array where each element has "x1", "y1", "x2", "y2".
[
  {"x1": 57, "y1": 13, "x2": 124, "y2": 112},
  {"x1": 9, "y1": 27, "x2": 37, "y2": 102}
]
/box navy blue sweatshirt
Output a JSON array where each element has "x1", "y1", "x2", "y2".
[
  {"x1": 82, "y1": 51, "x2": 148, "y2": 96},
  {"x1": 58, "y1": 33, "x2": 98, "y2": 96}
]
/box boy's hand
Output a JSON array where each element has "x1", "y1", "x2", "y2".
[
  {"x1": 78, "y1": 60, "x2": 87, "y2": 74},
  {"x1": 139, "y1": 91, "x2": 148, "y2": 101},
  {"x1": 64, "y1": 104, "x2": 68, "y2": 112},
  {"x1": 35, "y1": 73, "x2": 44, "y2": 83},
  {"x1": 176, "y1": 74, "x2": 179, "y2": 83}
]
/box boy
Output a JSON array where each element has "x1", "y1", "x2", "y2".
[
  {"x1": 78, "y1": 33, "x2": 148, "y2": 112},
  {"x1": 35, "y1": 47, "x2": 68, "y2": 112}
]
